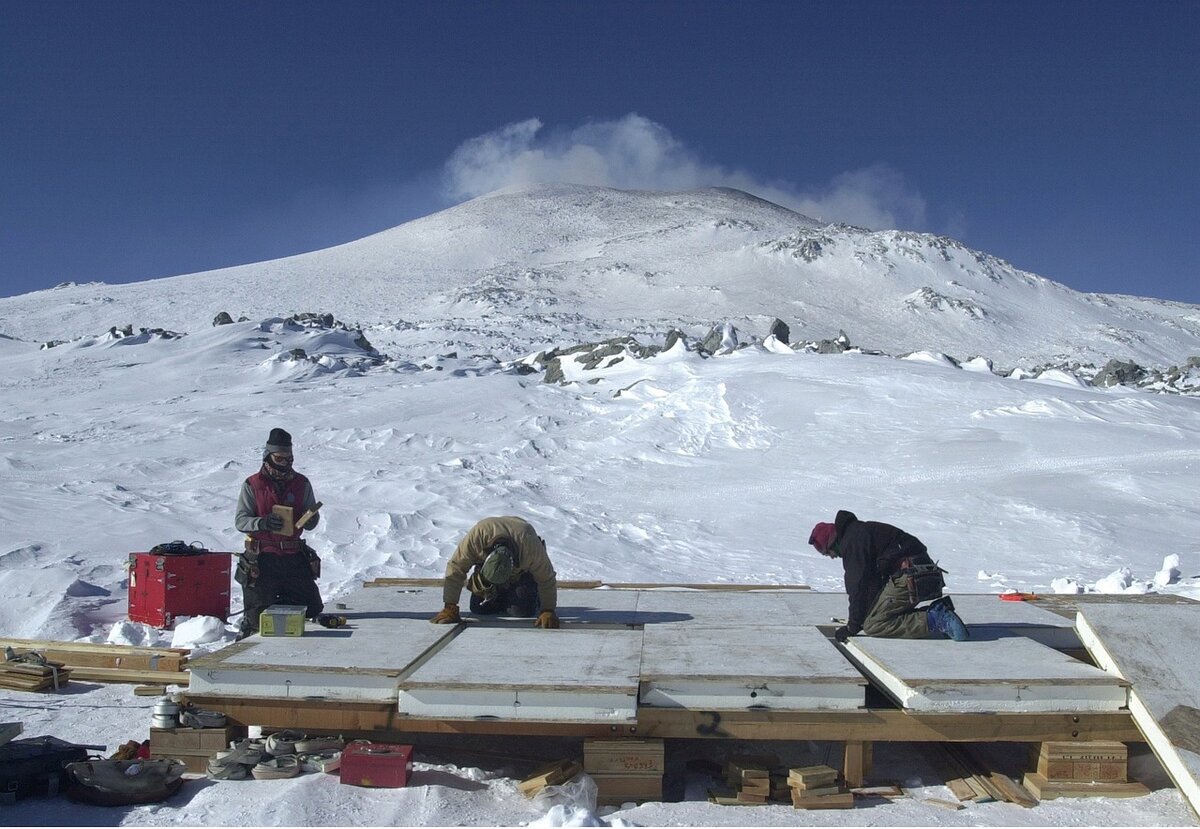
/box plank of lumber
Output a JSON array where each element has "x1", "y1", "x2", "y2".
[
  {"x1": 0, "y1": 638, "x2": 188, "y2": 672},
  {"x1": 362, "y1": 578, "x2": 810, "y2": 591},
  {"x1": 924, "y1": 797, "x2": 965, "y2": 810},
  {"x1": 987, "y1": 771, "x2": 1038, "y2": 808},
  {"x1": 67, "y1": 667, "x2": 189, "y2": 685}
]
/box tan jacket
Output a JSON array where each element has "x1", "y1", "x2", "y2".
[{"x1": 442, "y1": 516, "x2": 557, "y2": 610}]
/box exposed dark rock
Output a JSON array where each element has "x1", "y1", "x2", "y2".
[
  {"x1": 213, "y1": 311, "x2": 234, "y2": 326},
  {"x1": 1094, "y1": 358, "x2": 1147, "y2": 387},
  {"x1": 769, "y1": 318, "x2": 790, "y2": 344},
  {"x1": 816, "y1": 330, "x2": 852, "y2": 354}
]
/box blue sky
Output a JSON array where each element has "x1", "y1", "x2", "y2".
[{"x1": 3, "y1": 1, "x2": 1198, "y2": 303}]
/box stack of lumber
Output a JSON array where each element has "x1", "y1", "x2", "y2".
[
  {"x1": 788, "y1": 764, "x2": 854, "y2": 809},
  {"x1": 583, "y1": 738, "x2": 664, "y2": 806},
  {"x1": 707, "y1": 753, "x2": 787, "y2": 805},
  {"x1": 1022, "y1": 741, "x2": 1149, "y2": 800},
  {"x1": 935, "y1": 743, "x2": 1037, "y2": 807},
  {"x1": 0, "y1": 655, "x2": 71, "y2": 691},
  {"x1": 517, "y1": 758, "x2": 582, "y2": 799},
  {"x1": 0, "y1": 638, "x2": 189, "y2": 685}
]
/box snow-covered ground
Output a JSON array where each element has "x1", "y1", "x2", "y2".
[{"x1": 2, "y1": 185, "x2": 1199, "y2": 825}]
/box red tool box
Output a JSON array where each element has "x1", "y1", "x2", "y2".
[
  {"x1": 339, "y1": 742, "x2": 414, "y2": 788},
  {"x1": 127, "y1": 551, "x2": 232, "y2": 628}
]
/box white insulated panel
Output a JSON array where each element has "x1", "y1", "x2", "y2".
[
  {"x1": 554, "y1": 587, "x2": 642, "y2": 624},
  {"x1": 845, "y1": 635, "x2": 1128, "y2": 712},
  {"x1": 397, "y1": 627, "x2": 641, "y2": 721},
  {"x1": 634, "y1": 589, "x2": 797, "y2": 626},
  {"x1": 187, "y1": 618, "x2": 455, "y2": 702},
  {"x1": 640, "y1": 625, "x2": 866, "y2": 710},
  {"x1": 1076, "y1": 601, "x2": 1200, "y2": 818}
]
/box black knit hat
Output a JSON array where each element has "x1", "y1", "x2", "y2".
[{"x1": 264, "y1": 428, "x2": 293, "y2": 457}]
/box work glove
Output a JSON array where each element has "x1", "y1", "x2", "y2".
[
  {"x1": 430, "y1": 603, "x2": 461, "y2": 624},
  {"x1": 260, "y1": 514, "x2": 285, "y2": 533},
  {"x1": 834, "y1": 626, "x2": 850, "y2": 644},
  {"x1": 534, "y1": 610, "x2": 561, "y2": 629},
  {"x1": 302, "y1": 513, "x2": 319, "y2": 531}
]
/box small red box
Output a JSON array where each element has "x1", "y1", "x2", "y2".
[
  {"x1": 127, "y1": 551, "x2": 233, "y2": 628},
  {"x1": 339, "y1": 742, "x2": 414, "y2": 788}
]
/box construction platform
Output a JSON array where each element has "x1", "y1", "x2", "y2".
[{"x1": 183, "y1": 583, "x2": 1198, "y2": 800}]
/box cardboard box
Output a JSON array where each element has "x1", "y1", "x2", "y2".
[
  {"x1": 1035, "y1": 740, "x2": 1128, "y2": 782},
  {"x1": 150, "y1": 726, "x2": 244, "y2": 752},
  {"x1": 583, "y1": 738, "x2": 664, "y2": 774},
  {"x1": 591, "y1": 772, "x2": 663, "y2": 806},
  {"x1": 149, "y1": 725, "x2": 247, "y2": 775},
  {"x1": 127, "y1": 551, "x2": 232, "y2": 628},
  {"x1": 259, "y1": 605, "x2": 306, "y2": 637},
  {"x1": 339, "y1": 742, "x2": 413, "y2": 788}
]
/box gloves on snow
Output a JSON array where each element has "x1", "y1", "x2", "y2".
[{"x1": 834, "y1": 625, "x2": 850, "y2": 644}]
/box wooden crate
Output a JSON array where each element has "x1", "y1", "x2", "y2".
[
  {"x1": 592, "y1": 771, "x2": 663, "y2": 806},
  {"x1": 150, "y1": 725, "x2": 246, "y2": 774},
  {"x1": 1033, "y1": 741, "x2": 1128, "y2": 783},
  {"x1": 583, "y1": 738, "x2": 664, "y2": 774}
]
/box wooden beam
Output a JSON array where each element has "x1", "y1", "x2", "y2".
[
  {"x1": 179, "y1": 694, "x2": 643, "y2": 737},
  {"x1": 361, "y1": 579, "x2": 809, "y2": 591},
  {"x1": 67, "y1": 667, "x2": 190, "y2": 685},
  {"x1": 0, "y1": 638, "x2": 188, "y2": 672},
  {"x1": 843, "y1": 741, "x2": 872, "y2": 787},
  {"x1": 180, "y1": 692, "x2": 1141, "y2": 744},
  {"x1": 634, "y1": 709, "x2": 1143, "y2": 743}
]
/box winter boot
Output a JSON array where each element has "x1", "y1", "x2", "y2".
[{"x1": 927, "y1": 599, "x2": 969, "y2": 641}]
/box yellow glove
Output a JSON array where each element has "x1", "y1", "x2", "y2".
[
  {"x1": 430, "y1": 603, "x2": 461, "y2": 624},
  {"x1": 534, "y1": 610, "x2": 560, "y2": 629}
]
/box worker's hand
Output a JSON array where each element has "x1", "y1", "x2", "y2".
[
  {"x1": 302, "y1": 513, "x2": 319, "y2": 531},
  {"x1": 260, "y1": 514, "x2": 284, "y2": 533},
  {"x1": 534, "y1": 610, "x2": 560, "y2": 629},
  {"x1": 430, "y1": 603, "x2": 461, "y2": 624},
  {"x1": 834, "y1": 626, "x2": 850, "y2": 644}
]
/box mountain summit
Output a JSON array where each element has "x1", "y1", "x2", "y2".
[{"x1": 2, "y1": 184, "x2": 1198, "y2": 368}]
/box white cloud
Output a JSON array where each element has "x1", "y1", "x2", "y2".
[{"x1": 443, "y1": 114, "x2": 930, "y2": 231}]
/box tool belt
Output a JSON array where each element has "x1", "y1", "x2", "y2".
[
  {"x1": 235, "y1": 538, "x2": 321, "y2": 586},
  {"x1": 897, "y1": 557, "x2": 946, "y2": 605}
]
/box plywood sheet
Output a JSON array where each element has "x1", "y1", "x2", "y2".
[
  {"x1": 187, "y1": 618, "x2": 455, "y2": 702},
  {"x1": 1076, "y1": 602, "x2": 1200, "y2": 818},
  {"x1": 845, "y1": 635, "x2": 1128, "y2": 712},
  {"x1": 398, "y1": 627, "x2": 642, "y2": 721},
  {"x1": 640, "y1": 625, "x2": 865, "y2": 710}
]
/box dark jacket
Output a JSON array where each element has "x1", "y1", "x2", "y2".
[{"x1": 833, "y1": 509, "x2": 930, "y2": 634}]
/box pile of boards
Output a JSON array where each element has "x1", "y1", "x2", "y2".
[
  {"x1": 517, "y1": 739, "x2": 665, "y2": 807},
  {"x1": 0, "y1": 638, "x2": 189, "y2": 689},
  {"x1": 0, "y1": 656, "x2": 71, "y2": 692},
  {"x1": 709, "y1": 755, "x2": 853, "y2": 809}
]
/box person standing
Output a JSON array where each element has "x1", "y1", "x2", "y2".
[
  {"x1": 233, "y1": 428, "x2": 323, "y2": 638},
  {"x1": 431, "y1": 516, "x2": 559, "y2": 628},
  {"x1": 808, "y1": 509, "x2": 968, "y2": 643}
]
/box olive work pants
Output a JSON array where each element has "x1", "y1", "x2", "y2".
[
  {"x1": 861, "y1": 573, "x2": 934, "y2": 638},
  {"x1": 238, "y1": 552, "x2": 324, "y2": 636}
]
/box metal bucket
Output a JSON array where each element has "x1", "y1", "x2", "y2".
[{"x1": 151, "y1": 698, "x2": 180, "y2": 729}]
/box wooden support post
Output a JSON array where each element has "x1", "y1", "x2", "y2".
[{"x1": 843, "y1": 740, "x2": 872, "y2": 787}]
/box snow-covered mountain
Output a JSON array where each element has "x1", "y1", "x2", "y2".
[{"x1": 3, "y1": 184, "x2": 1199, "y2": 371}]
